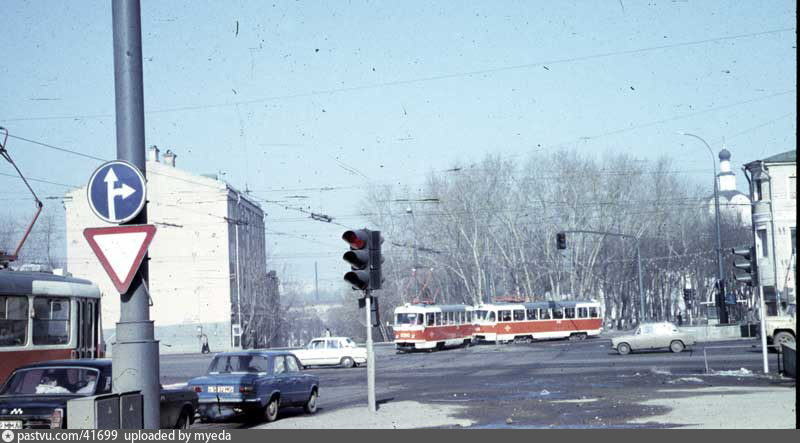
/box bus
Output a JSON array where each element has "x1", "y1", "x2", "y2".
[
  {"x1": 473, "y1": 300, "x2": 602, "y2": 343},
  {"x1": 0, "y1": 269, "x2": 103, "y2": 382},
  {"x1": 393, "y1": 303, "x2": 474, "y2": 352}
]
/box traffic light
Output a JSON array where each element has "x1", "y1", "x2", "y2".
[
  {"x1": 683, "y1": 288, "x2": 695, "y2": 309},
  {"x1": 342, "y1": 229, "x2": 384, "y2": 291},
  {"x1": 732, "y1": 246, "x2": 757, "y2": 286},
  {"x1": 556, "y1": 232, "x2": 567, "y2": 250}
]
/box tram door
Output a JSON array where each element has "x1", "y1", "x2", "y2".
[{"x1": 76, "y1": 298, "x2": 98, "y2": 358}]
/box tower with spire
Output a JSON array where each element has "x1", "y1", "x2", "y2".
[{"x1": 709, "y1": 148, "x2": 751, "y2": 223}]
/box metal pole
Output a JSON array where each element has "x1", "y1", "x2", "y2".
[
  {"x1": 408, "y1": 208, "x2": 419, "y2": 299},
  {"x1": 235, "y1": 221, "x2": 242, "y2": 348},
  {"x1": 365, "y1": 292, "x2": 376, "y2": 412},
  {"x1": 681, "y1": 133, "x2": 727, "y2": 323},
  {"x1": 636, "y1": 242, "x2": 645, "y2": 322},
  {"x1": 758, "y1": 284, "x2": 769, "y2": 373},
  {"x1": 111, "y1": 0, "x2": 160, "y2": 429}
]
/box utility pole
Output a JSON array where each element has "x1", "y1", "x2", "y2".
[{"x1": 111, "y1": 0, "x2": 160, "y2": 429}]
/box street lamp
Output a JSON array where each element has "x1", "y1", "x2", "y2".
[
  {"x1": 680, "y1": 132, "x2": 728, "y2": 324},
  {"x1": 406, "y1": 206, "x2": 420, "y2": 299}
]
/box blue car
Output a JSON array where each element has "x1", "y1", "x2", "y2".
[{"x1": 188, "y1": 351, "x2": 319, "y2": 424}]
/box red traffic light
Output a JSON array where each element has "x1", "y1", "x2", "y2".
[{"x1": 342, "y1": 229, "x2": 369, "y2": 250}]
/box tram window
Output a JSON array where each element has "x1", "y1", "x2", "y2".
[
  {"x1": 447, "y1": 312, "x2": 454, "y2": 325},
  {"x1": 552, "y1": 308, "x2": 564, "y2": 319},
  {"x1": 435, "y1": 312, "x2": 442, "y2": 325},
  {"x1": 589, "y1": 307, "x2": 599, "y2": 318},
  {"x1": 499, "y1": 310, "x2": 512, "y2": 322},
  {"x1": 526, "y1": 309, "x2": 538, "y2": 320},
  {"x1": 488, "y1": 311, "x2": 496, "y2": 322},
  {"x1": 578, "y1": 307, "x2": 588, "y2": 318},
  {"x1": 426, "y1": 313, "x2": 435, "y2": 326},
  {"x1": 467, "y1": 311, "x2": 472, "y2": 322},
  {"x1": 0, "y1": 296, "x2": 28, "y2": 347},
  {"x1": 32, "y1": 297, "x2": 70, "y2": 345},
  {"x1": 513, "y1": 310, "x2": 525, "y2": 321},
  {"x1": 565, "y1": 308, "x2": 575, "y2": 319},
  {"x1": 458, "y1": 312, "x2": 464, "y2": 324},
  {"x1": 540, "y1": 309, "x2": 551, "y2": 320}
]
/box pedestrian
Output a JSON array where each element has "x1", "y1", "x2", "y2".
[
  {"x1": 201, "y1": 333, "x2": 210, "y2": 354},
  {"x1": 324, "y1": 328, "x2": 331, "y2": 337},
  {"x1": 677, "y1": 312, "x2": 683, "y2": 326}
]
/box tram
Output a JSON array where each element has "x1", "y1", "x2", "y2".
[
  {"x1": 473, "y1": 300, "x2": 602, "y2": 343},
  {"x1": 0, "y1": 269, "x2": 103, "y2": 382},
  {"x1": 393, "y1": 302, "x2": 474, "y2": 352}
]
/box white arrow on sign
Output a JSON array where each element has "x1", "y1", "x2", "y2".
[{"x1": 104, "y1": 167, "x2": 136, "y2": 221}]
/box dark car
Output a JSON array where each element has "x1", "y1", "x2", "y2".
[
  {"x1": 187, "y1": 351, "x2": 319, "y2": 424},
  {"x1": 0, "y1": 359, "x2": 197, "y2": 429}
]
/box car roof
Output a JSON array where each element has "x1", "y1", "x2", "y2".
[
  {"x1": 212, "y1": 350, "x2": 291, "y2": 357},
  {"x1": 12, "y1": 359, "x2": 112, "y2": 371}
]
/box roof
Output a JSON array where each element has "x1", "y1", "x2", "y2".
[
  {"x1": 0, "y1": 270, "x2": 99, "y2": 297},
  {"x1": 13, "y1": 359, "x2": 112, "y2": 370},
  {"x1": 762, "y1": 150, "x2": 796, "y2": 164},
  {"x1": 211, "y1": 350, "x2": 291, "y2": 357}
]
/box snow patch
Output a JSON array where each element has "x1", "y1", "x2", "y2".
[
  {"x1": 667, "y1": 377, "x2": 704, "y2": 384},
  {"x1": 709, "y1": 368, "x2": 755, "y2": 377}
]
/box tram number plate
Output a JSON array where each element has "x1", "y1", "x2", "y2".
[
  {"x1": 0, "y1": 420, "x2": 22, "y2": 429},
  {"x1": 399, "y1": 333, "x2": 412, "y2": 338}
]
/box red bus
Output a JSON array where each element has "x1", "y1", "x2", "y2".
[
  {"x1": 0, "y1": 270, "x2": 103, "y2": 382},
  {"x1": 473, "y1": 300, "x2": 602, "y2": 343},
  {"x1": 393, "y1": 303, "x2": 474, "y2": 352}
]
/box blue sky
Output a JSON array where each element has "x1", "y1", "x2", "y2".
[{"x1": 0, "y1": 0, "x2": 796, "y2": 292}]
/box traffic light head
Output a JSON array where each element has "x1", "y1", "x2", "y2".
[
  {"x1": 342, "y1": 229, "x2": 384, "y2": 291},
  {"x1": 731, "y1": 246, "x2": 757, "y2": 286},
  {"x1": 556, "y1": 232, "x2": 567, "y2": 250}
]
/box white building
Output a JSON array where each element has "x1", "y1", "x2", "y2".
[
  {"x1": 743, "y1": 150, "x2": 796, "y2": 315},
  {"x1": 707, "y1": 149, "x2": 751, "y2": 223},
  {"x1": 65, "y1": 146, "x2": 267, "y2": 354}
]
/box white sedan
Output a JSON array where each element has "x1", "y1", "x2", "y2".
[{"x1": 291, "y1": 337, "x2": 367, "y2": 368}]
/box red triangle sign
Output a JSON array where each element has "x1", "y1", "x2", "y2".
[{"x1": 83, "y1": 225, "x2": 157, "y2": 294}]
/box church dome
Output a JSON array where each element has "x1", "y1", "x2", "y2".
[{"x1": 719, "y1": 149, "x2": 731, "y2": 161}]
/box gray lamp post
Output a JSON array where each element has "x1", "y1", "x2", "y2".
[{"x1": 680, "y1": 132, "x2": 728, "y2": 324}]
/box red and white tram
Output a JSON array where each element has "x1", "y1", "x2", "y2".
[
  {"x1": 393, "y1": 303, "x2": 474, "y2": 351},
  {"x1": 473, "y1": 300, "x2": 602, "y2": 343},
  {"x1": 0, "y1": 269, "x2": 103, "y2": 382}
]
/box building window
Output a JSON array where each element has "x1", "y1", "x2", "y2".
[
  {"x1": 757, "y1": 229, "x2": 769, "y2": 258},
  {"x1": 791, "y1": 227, "x2": 796, "y2": 257},
  {"x1": 790, "y1": 176, "x2": 796, "y2": 199}
]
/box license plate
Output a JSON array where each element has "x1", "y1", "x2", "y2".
[
  {"x1": 0, "y1": 421, "x2": 22, "y2": 429},
  {"x1": 208, "y1": 386, "x2": 234, "y2": 393}
]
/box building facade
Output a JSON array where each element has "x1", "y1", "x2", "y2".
[
  {"x1": 743, "y1": 150, "x2": 796, "y2": 315},
  {"x1": 65, "y1": 146, "x2": 268, "y2": 354}
]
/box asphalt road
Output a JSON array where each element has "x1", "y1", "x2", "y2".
[{"x1": 161, "y1": 337, "x2": 794, "y2": 428}]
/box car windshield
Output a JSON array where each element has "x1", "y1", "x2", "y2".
[
  {"x1": 208, "y1": 355, "x2": 268, "y2": 374},
  {"x1": 0, "y1": 367, "x2": 100, "y2": 396}
]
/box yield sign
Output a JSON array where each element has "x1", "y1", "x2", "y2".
[{"x1": 83, "y1": 225, "x2": 156, "y2": 293}]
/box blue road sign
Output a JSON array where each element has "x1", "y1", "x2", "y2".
[{"x1": 87, "y1": 160, "x2": 147, "y2": 224}]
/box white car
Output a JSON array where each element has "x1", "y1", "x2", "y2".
[{"x1": 291, "y1": 337, "x2": 367, "y2": 368}]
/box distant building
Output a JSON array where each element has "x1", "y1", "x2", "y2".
[
  {"x1": 743, "y1": 150, "x2": 796, "y2": 315},
  {"x1": 707, "y1": 149, "x2": 751, "y2": 223},
  {"x1": 65, "y1": 146, "x2": 270, "y2": 354}
]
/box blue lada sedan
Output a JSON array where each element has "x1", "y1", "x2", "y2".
[{"x1": 188, "y1": 351, "x2": 319, "y2": 424}]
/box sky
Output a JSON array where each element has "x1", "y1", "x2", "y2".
[{"x1": 0, "y1": 0, "x2": 796, "y2": 294}]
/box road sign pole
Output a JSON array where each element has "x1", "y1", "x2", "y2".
[
  {"x1": 365, "y1": 291, "x2": 376, "y2": 412},
  {"x1": 112, "y1": 0, "x2": 160, "y2": 429}
]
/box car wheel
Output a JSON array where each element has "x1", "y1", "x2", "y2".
[
  {"x1": 617, "y1": 342, "x2": 631, "y2": 355},
  {"x1": 303, "y1": 389, "x2": 318, "y2": 414},
  {"x1": 174, "y1": 409, "x2": 192, "y2": 429},
  {"x1": 341, "y1": 357, "x2": 355, "y2": 368},
  {"x1": 773, "y1": 332, "x2": 794, "y2": 353},
  {"x1": 670, "y1": 340, "x2": 685, "y2": 353},
  {"x1": 264, "y1": 396, "x2": 279, "y2": 423}
]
